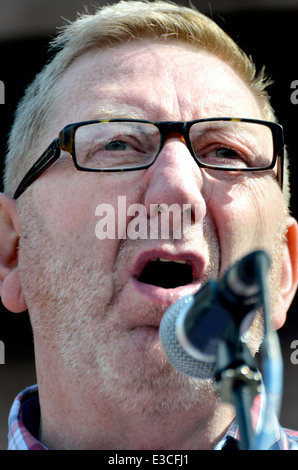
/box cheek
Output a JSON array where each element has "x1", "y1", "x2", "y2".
[
  {"x1": 30, "y1": 178, "x2": 120, "y2": 275},
  {"x1": 33, "y1": 172, "x2": 144, "y2": 264},
  {"x1": 207, "y1": 176, "x2": 286, "y2": 271}
]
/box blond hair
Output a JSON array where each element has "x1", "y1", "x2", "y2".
[{"x1": 3, "y1": 0, "x2": 289, "y2": 202}]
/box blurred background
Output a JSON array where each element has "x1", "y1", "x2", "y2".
[{"x1": 0, "y1": 0, "x2": 298, "y2": 450}]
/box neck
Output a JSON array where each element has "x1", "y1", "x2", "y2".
[
  {"x1": 38, "y1": 377, "x2": 235, "y2": 450},
  {"x1": 35, "y1": 341, "x2": 235, "y2": 450}
]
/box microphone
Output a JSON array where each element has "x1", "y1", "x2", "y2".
[{"x1": 159, "y1": 250, "x2": 270, "y2": 379}]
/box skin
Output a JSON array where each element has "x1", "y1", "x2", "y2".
[{"x1": 0, "y1": 41, "x2": 297, "y2": 450}]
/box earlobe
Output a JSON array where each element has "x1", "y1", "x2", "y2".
[
  {"x1": 272, "y1": 217, "x2": 298, "y2": 330},
  {"x1": 0, "y1": 193, "x2": 27, "y2": 313},
  {"x1": 1, "y1": 268, "x2": 27, "y2": 313}
]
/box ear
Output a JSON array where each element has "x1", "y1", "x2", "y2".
[
  {"x1": 272, "y1": 216, "x2": 298, "y2": 330},
  {"x1": 0, "y1": 193, "x2": 27, "y2": 313}
]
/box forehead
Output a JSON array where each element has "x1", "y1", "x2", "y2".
[{"x1": 56, "y1": 40, "x2": 261, "y2": 124}]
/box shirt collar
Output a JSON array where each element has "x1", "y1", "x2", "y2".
[{"x1": 8, "y1": 385, "x2": 47, "y2": 450}]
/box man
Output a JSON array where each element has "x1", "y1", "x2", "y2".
[{"x1": 0, "y1": 0, "x2": 297, "y2": 450}]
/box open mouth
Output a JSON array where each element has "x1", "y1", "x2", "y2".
[{"x1": 137, "y1": 258, "x2": 193, "y2": 289}]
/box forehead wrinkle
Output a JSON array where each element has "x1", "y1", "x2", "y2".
[
  {"x1": 76, "y1": 82, "x2": 181, "y2": 122},
  {"x1": 91, "y1": 106, "x2": 149, "y2": 121},
  {"x1": 58, "y1": 43, "x2": 192, "y2": 122}
]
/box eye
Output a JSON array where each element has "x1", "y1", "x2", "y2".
[
  {"x1": 104, "y1": 140, "x2": 128, "y2": 151},
  {"x1": 196, "y1": 144, "x2": 250, "y2": 168},
  {"x1": 214, "y1": 147, "x2": 241, "y2": 160}
]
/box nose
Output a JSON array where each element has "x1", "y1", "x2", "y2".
[{"x1": 143, "y1": 135, "x2": 207, "y2": 227}]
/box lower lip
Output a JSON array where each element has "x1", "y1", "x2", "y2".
[{"x1": 130, "y1": 277, "x2": 201, "y2": 306}]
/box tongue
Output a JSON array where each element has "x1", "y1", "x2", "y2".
[{"x1": 138, "y1": 260, "x2": 192, "y2": 288}]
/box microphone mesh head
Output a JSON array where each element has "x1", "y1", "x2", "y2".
[{"x1": 159, "y1": 296, "x2": 216, "y2": 379}]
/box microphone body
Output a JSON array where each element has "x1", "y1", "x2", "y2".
[{"x1": 159, "y1": 250, "x2": 270, "y2": 379}]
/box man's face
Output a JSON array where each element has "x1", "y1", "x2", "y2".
[{"x1": 18, "y1": 41, "x2": 287, "y2": 412}]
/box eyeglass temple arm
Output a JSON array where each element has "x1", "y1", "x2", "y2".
[
  {"x1": 13, "y1": 139, "x2": 61, "y2": 199},
  {"x1": 277, "y1": 152, "x2": 284, "y2": 190}
]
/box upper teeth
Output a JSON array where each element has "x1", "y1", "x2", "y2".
[{"x1": 157, "y1": 258, "x2": 188, "y2": 264}]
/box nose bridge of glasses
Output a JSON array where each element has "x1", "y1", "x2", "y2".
[{"x1": 157, "y1": 121, "x2": 193, "y2": 155}]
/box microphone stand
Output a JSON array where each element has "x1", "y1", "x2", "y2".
[
  {"x1": 214, "y1": 250, "x2": 283, "y2": 450},
  {"x1": 214, "y1": 327, "x2": 262, "y2": 450}
]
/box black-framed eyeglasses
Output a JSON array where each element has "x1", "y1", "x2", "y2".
[{"x1": 13, "y1": 117, "x2": 284, "y2": 199}]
